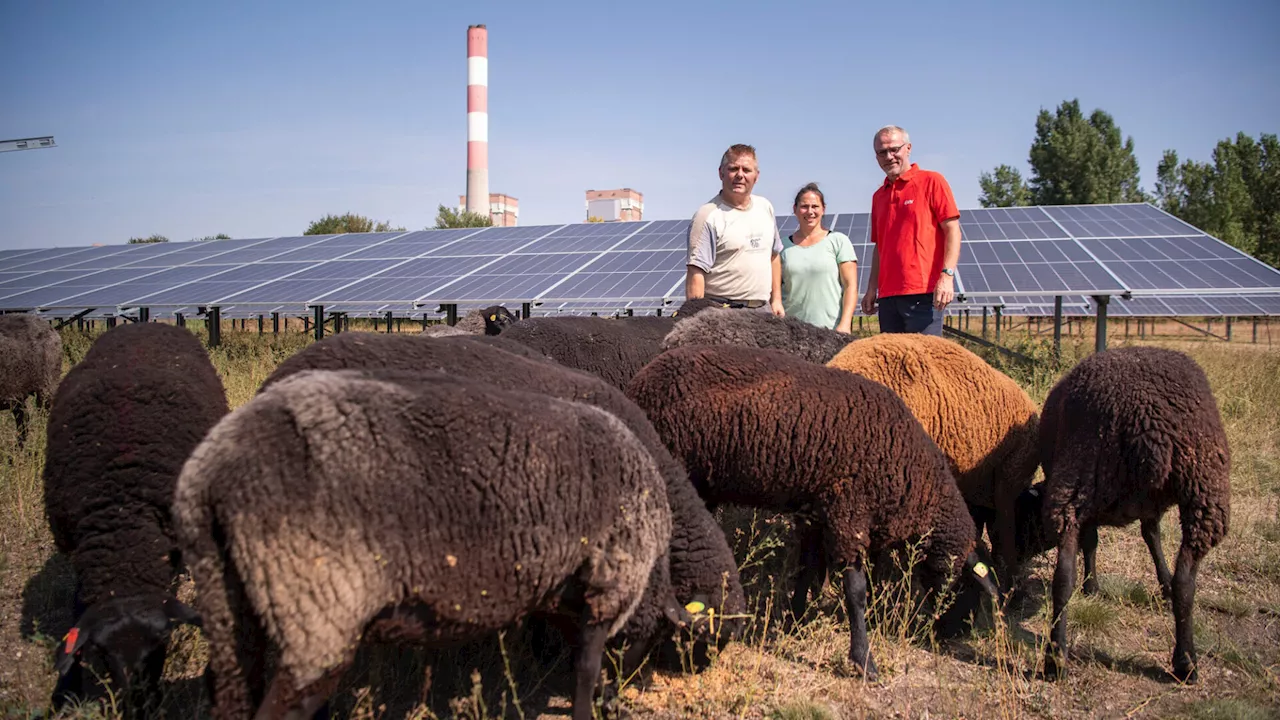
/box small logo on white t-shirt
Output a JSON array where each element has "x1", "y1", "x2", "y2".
[{"x1": 904, "y1": 199, "x2": 915, "y2": 205}]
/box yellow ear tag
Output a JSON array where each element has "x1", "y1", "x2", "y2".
[
  {"x1": 488, "y1": 314, "x2": 496, "y2": 321},
  {"x1": 973, "y1": 562, "x2": 989, "y2": 578},
  {"x1": 684, "y1": 601, "x2": 706, "y2": 614}
]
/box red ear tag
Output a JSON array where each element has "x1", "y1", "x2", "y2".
[{"x1": 63, "y1": 627, "x2": 80, "y2": 654}]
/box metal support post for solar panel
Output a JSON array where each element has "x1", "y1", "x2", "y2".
[
  {"x1": 1092, "y1": 295, "x2": 1109, "y2": 353},
  {"x1": 982, "y1": 307, "x2": 988, "y2": 339},
  {"x1": 208, "y1": 307, "x2": 221, "y2": 348},
  {"x1": 521, "y1": 302, "x2": 532, "y2": 319},
  {"x1": 175, "y1": 313, "x2": 184, "y2": 328},
  {"x1": 1125, "y1": 318, "x2": 1129, "y2": 338},
  {"x1": 384, "y1": 311, "x2": 393, "y2": 334},
  {"x1": 1226, "y1": 317, "x2": 1232, "y2": 342},
  {"x1": 313, "y1": 306, "x2": 324, "y2": 341},
  {"x1": 994, "y1": 307, "x2": 1002, "y2": 342},
  {"x1": 1052, "y1": 296, "x2": 1063, "y2": 361},
  {"x1": 396, "y1": 318, "x2": 402, "y2": 332},
  {"x1": 106, "y1": 316, "x2": 116, "y2": 329},
  {"x1": 445, "y1": 304, "x2": 458, "y2": 326},
  {"x1": 255, "y1": 315, "x2": 262, "y2": 335},
  {"x1": 272, "y1": 312, "x2": 279, "y2": 335},
  {"x1": 1253, "y1": 318, "x2": 1258, "y2": 343}
]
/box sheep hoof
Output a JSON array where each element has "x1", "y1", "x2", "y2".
[
  {"x1": 1043, "y1": 652, "x2": 1066, "y2": 681},
  {"x1": 1172, "y1": 652, "x2": 1198, "y2": 684},
  {"x1": 1081, "y1": 579, "x2": 1100, "y2": 597}
]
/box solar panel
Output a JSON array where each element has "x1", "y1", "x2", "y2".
[{"x1": 4, "y1": 204, "x2": 1279, "y2": 316}]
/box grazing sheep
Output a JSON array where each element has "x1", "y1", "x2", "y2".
[
  {"x1": 42, "y1": 323, "x2": 226, "y2": 712},
  {"x1": 626, "y1": 345, "x2": 997, "y2": 680},
  {"x1": 661, "y1": 306, "x2": 854, "y2": 364},
  {"x1": 826, "y1": 334, "x2": 1040, "y2": 593},
  {"x1": 0, "y1": 313, "x2": 62, "y2": 446},
  {"x1": 436, "y1": 304, "x2": 517, "y2": 335},
  {"x1": 175, "y1": 370, "x2": 679, "y2": 720},
  {"x1": 259, "y1": 332, "x2": 747, "y2": 670},
  {"x1": 671, "y1": 297, "x2": 731, "y2": 318},
  {"x1": 496, "y1": 315, "x2": 675, "y2": 391},
  {"x1": 1021, "y1": 346, "x2": 1230, "y2": 684}
]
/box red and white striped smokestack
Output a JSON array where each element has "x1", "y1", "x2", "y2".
[{"x1": 465, "y1": 24, "x2": 489, "y2": 218}]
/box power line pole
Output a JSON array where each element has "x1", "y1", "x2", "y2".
[{"x1": 1, "y1": 136, "x2": 56, "y2": 153}]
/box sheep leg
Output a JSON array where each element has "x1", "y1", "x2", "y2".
[
  {"x1": 1079, "y1": 524, "x2": 1100, "y2": 596},
  {"x1": 254, "y1": 666, "x2": 342, "y2": 720},
  {"x1": 1140, "y1": 518, "x2": 1174, "y2": 601},
  {"x1": 789, "y1": 522, "x2": 826, "y2": 625},
  {"x1": 10, "y1": 403, "x2": 27, "y2": 446},
  {"x1": 843, "y1": 562, "x2": 877, "y2": 682},
  {"x1": 1045, "y1": 524, "x2": 1080, "y2": 681},
  {"x1": 1170, "y1": 545, "x2": 1201, "y2": 683},
  {"x1": 572, "y1": 621, "x2": 610, "y2": 720},
  {"x1": 988, "y1": 497, "x2": 1020, "y2": 600}
]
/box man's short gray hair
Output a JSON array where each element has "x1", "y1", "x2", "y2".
[{"x1": 874, "y1": 125, "x2": 910, "y2": 144}]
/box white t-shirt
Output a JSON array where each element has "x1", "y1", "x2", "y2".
[{"x1": 687, "y1": 194, "x2": 783, "y2": 302}]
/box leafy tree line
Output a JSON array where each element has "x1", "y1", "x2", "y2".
[
  {"x1": 300, "y1": 206, "x2": 494, "y2": 234},
  {"x1": 978, "y1": 98, "x2": 1278, "y2": 267}
]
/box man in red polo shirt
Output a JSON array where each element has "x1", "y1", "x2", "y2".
[{"x1": 860, "y1": 125, "x2": 961, "y2": 336}]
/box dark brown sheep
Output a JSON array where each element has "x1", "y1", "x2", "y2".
[
  {"x1": 42, "y1": 323, "x2": 227, "y2": 712},
  {"x1": 175, "y1": 370, "x2": 676, "y2": 720},
  {"x1": 625, "y1": 345, "x2": 997, "y2": 680},
  {"x1": 1023, "y1": 346, "x2": 1230, "y2": 684},
  {"x1": 0, "y1": 313, "x2": 62, "y2": 446},
  {"x1": 259, "y1": 332, "x2": 746, "y2": 672}
]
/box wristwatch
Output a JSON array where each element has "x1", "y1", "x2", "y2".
[{"x1": 940, "y1": 267, "x2": 956, "y2": 277}]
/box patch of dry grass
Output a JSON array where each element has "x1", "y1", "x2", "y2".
[{"x1": 1, "y1": 324, "x2": 1277, "y2": 719}]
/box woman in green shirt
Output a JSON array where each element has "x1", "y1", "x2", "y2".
[{"x1": 780, "y1": 183, "x2": 859, "y2": 333}]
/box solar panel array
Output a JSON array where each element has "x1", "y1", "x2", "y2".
[{"x1": 3, "y1": 204, "x2": 1280, "y2": 319}]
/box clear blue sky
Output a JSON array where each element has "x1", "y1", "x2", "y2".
[{"x1": 2, "y1": 0, "x2": 1277, "y2": 251}]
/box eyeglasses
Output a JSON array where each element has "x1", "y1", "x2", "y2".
[{"x1": 875, "y1": 144, "x2": 906, "y2": 158}]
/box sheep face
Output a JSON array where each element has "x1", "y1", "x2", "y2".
[
  {"x1": 52, "y1": 593, "x2": 201, "y2": 711},
  {"x1": 1013, "y1": 485, "x2": 1056, "y2": 564},
  {"x1": 482, "y1": 305, "x2": 519, "y2": 334}
]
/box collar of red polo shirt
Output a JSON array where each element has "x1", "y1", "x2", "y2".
[{"x1": 883, "y1": 163, "x2": 921, "y2": 188}]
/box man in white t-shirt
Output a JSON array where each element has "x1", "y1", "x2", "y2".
[{"x1": 685, "y1": 144, "x2": 785, "y2": 316}]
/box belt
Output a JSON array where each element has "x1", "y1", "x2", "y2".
[{"x1": 706, "y1": 296, "x2": 766, "y2": 309}]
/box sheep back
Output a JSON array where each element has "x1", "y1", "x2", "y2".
[
  {"x1": 661, "y1": 306, "x2": 853, "y2": 364},
  {"x1": 175, "y1": 370, "x2": 672, "y2": 692},
  {"x1": 825, "y1": 333, "x2": 1040, "y2": 510},
  {"x1": 0, "y1": 313, "x2": 62, "y2": 409},
  {"x1": 1039, "y1": 346, "x2": 1230, "y2": 553},
  {"x1": 42, "y1": 322, "x2": 229, "y2": 605},
  {"x1": 497, "y1": 315, "x2": 671, "y2": 391},
  {"x1": 627, "y1": 345, "x2": 976, "y2": 576}
]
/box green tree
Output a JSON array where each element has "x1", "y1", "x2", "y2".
[
  {"x1": 1156, "y1": 132, "x2": 1280, "y2": 266},
  {"x1": 977, "y1": 164, "x2": 1031, "y2": 207},
  {"x1": 128, "y1": 234, "x2": 169, "y2": 244},
  {"x1": 1027, "y1": 99, "x2": 1146, "y2": 205},
  {"x1": 305, "y1": 213, "x2": 404, "y2": 235},
  {"x1": 586, "y1": 215, "x2": 606, "y2": 223},
  {"x1": 434, "y1": 204, "x2": 493, "y2": 229},
  {"x1": 192, "y1": 233, "x2": 232, "y2": 242}
]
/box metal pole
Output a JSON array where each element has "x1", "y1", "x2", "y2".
[
  {"x1": 208, "y1": 307, "x2": 221, "y2": 348},
  {"x1": 522, "y1": 302, "x2": 532, "y2": 319},
  {"x1": 313, "y1": 306, "x2": 324, "y2": 341},
  {"x1": 258, "y1": 315, "x2": 264, "y2": 335},
  {"x1": 1093, "y1": 295, "x2": 1109, "y2": 353},
  {"x1": 1226, "y1": 317, "x2": 1233, "y2": 342},
  {"x1": 1053, "y1": 296, "x2": 1063, "y2": 361},
  {"x1": 446, "y1": 304, "x2": 458, "y2": 326},
  {"x1": 272, "y1": 312, "x2": 280, "y2": 334},
  {"x1": 982, "y1": 307, "x2": 988, "y2": 339},
  {"x1": 994, "y1": 307, "x2": 1002, "y2": 342},
  {"x1": 1253, "y1": 317, "x2": 1259, "y2": 344},
  {"x1": 385, "y1": 311, "x2": 393, "y2": 334},
  {"x1": 175, "y1": 313, "x2": 185, "y2": 328}
]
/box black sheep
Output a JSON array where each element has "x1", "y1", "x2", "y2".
[
  {"x1": 493, "y1": 315, "x2": 674, "y2": 391},
  {"x1": 42, "y1": 322, "x2": 227, "y2": 712},
  {"x1": 1021, "y1": 346, "x2": 1230, "y2": 683},
  {"x1": 259, "y1": 332, "x2": 747, "y2": 670},
  {"x1": 626, "y1": 345, "x2": 997, "y2": 680},
  {"x1": 662, "y1": 306, "x2": 855, "y2": 364},
  {"x1": 175, "y1": 370, "x2": 678, "y2": 720}
]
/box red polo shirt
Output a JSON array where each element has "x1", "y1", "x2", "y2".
[{"x1": 870, "y1": 163, "x2": 960, "y2": 298}]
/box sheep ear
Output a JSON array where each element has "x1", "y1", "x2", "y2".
[
  {"x1": 965, "y1": 553, "x2": 999, "y2": 598},
  {"x1": 163, "y1": 599, "x2": 202, "y2": 628},
  {"x1": 54, "y1": 626, "x2": 86, "y2": 676}
]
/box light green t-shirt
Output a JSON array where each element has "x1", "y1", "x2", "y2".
[{"x1": 780, "y1": 230, "x2": 857, "y2": 330}]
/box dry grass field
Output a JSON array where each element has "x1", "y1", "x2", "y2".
[{"x1": 1, "y1": 319, "x2": 1276, "y2": 719}]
